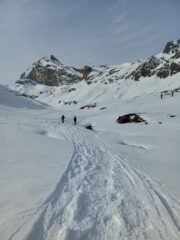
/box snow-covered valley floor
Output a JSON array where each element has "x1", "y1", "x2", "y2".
[{"x1": 0, "y1": 84, "x2": 180, "y2": 239}]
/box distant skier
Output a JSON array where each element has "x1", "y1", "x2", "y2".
[
  {"x1": 61, "y1": 115, "x2": 65, "y2": 123},
  {"x1": 73, "y1": 116, "x2": 77, "y2": 125},
  {"x1": 171, "y1": 90, "x2": 174, "y2": 97},
  {"x1": 160, "y1": 93, "x2": 163, "y2": 99}
]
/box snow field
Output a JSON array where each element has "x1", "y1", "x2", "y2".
[
  {"x1": 1, "y1": 72, "x2": 180, "y2": 240},
  {"x1": 20, "y1": 125, "x2": 180, "y2": 240}
]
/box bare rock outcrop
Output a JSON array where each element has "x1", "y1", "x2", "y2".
[
  {"x1": 129, "y1": 40, "x2": 180, "y2": 81},
  {"x1": 163, "y1": 40, "x2": 180, "y2": 55},
  {"x1": 82, "y1": 65, "x2": 92, "y2": 80},
  {"x1": 170, "y1": 62, "x2": 180, "y2": 75},
  {"x1": 131, "y1": 56, "x2": 161, "y2": 81},
  {"x1": 16, "y1": 39, "x2": 180, "y2": 87},
  {"x1": 18, "y1": 55, "x2": 83, "y2": 86},
  {"x1": 117, "y1": 113, "x2": 147, "y2": 124}
]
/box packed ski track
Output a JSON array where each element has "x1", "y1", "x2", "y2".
[
  {"x1": 1, "y1": 83, "x2": 180, "y2": 240},
  {"x1": 8, "y1": 117, "x2": 180, "y2": 240},
  {"x1": 1, "y1": 39, "x2": 180, "y2": 239}
]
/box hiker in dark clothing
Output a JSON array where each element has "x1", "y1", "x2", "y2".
[
  {"x1": 73, "y1": 116, "x2": 77, "y2": 125},
  {"x1": 61, "y1": 115, "x2": 65, "y2": 123}
]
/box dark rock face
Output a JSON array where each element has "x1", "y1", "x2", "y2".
[
  {"x1": 163, "y1": 40, "x2": 180, "y2": 54},
  {"x1": 80, "y1": 103, "x2": 96, "y2": 109},
  {"x1": 83, "y1": 65, "x2": 92, "y2": 80},
  {"x1": 50, "y1": 55, "x2": 61, "y2": 64},
  {"x1": 175, "y1": 52, "x2": 180, "y2": 59},
  {"x1": 170, "y1": 62, "x2": 180, "y2": 75},
  {"x1": 85, "y1": 124, "x2": 94, "y2": 130},
  {"x1": 117, "y1": 113, "x2": 147, "y2": 124},
  {"x1": 129, "y1": 40, "x2": 180, "y2": 80},
  {"x1": 17, "y1": 39, "x2": 180, "y2": 87},
  {"x1": 131, "y1": 56, "x2": 161, "y2": 81},
  {"x1": 20, "y1": 67, "x2": 59, "y2": 86},
  {"x1": 156, "y1": 67, "x2": 170, "y2": 78},
  {"x1": 18, "y1": 56, "x2": 83, "y2": 86}
]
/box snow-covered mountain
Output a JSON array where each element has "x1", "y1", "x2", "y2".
[
  {"x1": 17, "y1": 55, "x2": 83, "y2": 86},
  {"x1": 17, "y1": 40, "x2": 180, "y2": 86},
  {"x1": 1, "y1": 40, "x2": 180, "y2": 240},
  {"x1": 10, "y1": 40, "x2": 180, "y2": 108}
]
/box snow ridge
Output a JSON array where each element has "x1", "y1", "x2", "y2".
[{"x1": 23, "y1": 125, "x2": 180, "y2": 240}]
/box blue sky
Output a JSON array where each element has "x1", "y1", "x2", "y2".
[{"x1": 0, "y1": 0, "x2": 179, "y2": 84}]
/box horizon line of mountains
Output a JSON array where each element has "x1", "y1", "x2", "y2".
[{"x1": 16, "y1": 40, "x2": 180, "y2": 87}]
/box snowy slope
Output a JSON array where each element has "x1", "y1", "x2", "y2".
[
  {"x1": 9, "y1": 40, "x2": 180, "y2": 107},
  {"x1": 0, "y1": 86, "x2": 72, "y2": 240},
  {"x1": 1, "y1": 40, "x2": 180, "y2": 239},
  {"x1": 0, "y1": 85, "x2": 43, "y2": 109},
  {"x1": 16, "y1": 40, "x2": 180, "y2": 88},
  {"x1": 1, "y1": 82, "x2": 180, "y2": 239},
  {"x1": 9, "y1": 72, "x2": 180, "y2": 107},
  {"x1": 15, "y1": 125, "x2": 179, "y2": 240}
]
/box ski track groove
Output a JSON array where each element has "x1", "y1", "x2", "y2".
[{"x1": 9, "y1": 122, "x2": 180, "y2": 240}]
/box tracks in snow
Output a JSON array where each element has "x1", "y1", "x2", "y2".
[{"x1": 11, "y1": 124, "x2": 180, "y2": 240}]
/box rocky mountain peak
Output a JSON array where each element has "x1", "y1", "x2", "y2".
[
  {"x1": 38, "y1": 55, "x2": 62, "y2": 66},
  {"x1": 82, "y1": 65, "x2": 92, "y2": 80},
  {"x1": 163, "y1": 40, "x2": 180, "y2": 55},
  {"x1": 18, "y1": 55, "x2": 83, "y2": 86},
  {"x1": 16, "y1": 40, "x2": 180, "y2": 87},
  {"x1": 50, "y1": 55, "x2": 62, "y2": 64}
]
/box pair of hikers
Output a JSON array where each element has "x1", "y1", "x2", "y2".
[
  {"x1": 160, "y1": 90, "x2": 175, "y2": 99},
  {"x1": 61, "y1": 115, "x2": 77, "y2": 125}
]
